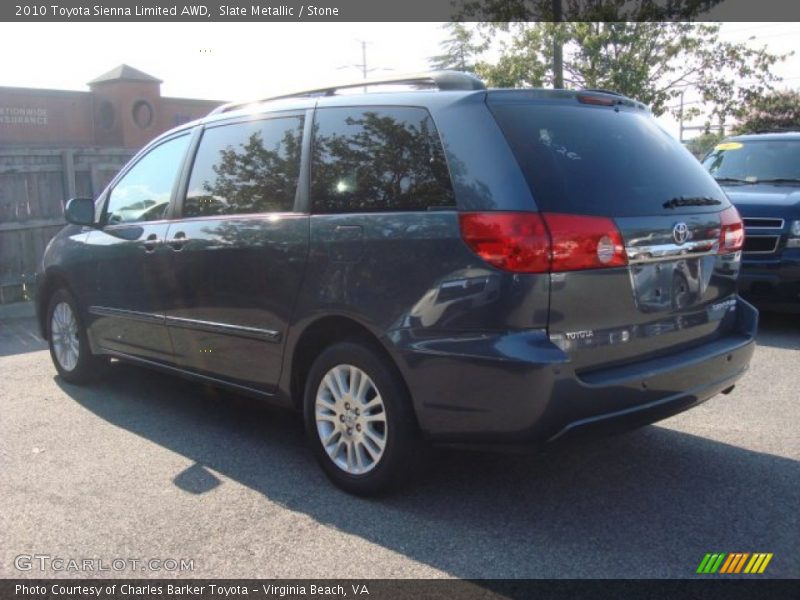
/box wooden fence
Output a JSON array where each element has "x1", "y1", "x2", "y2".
[{"x1": 0, "y1": 147, "x2": 134, "y2": 303}]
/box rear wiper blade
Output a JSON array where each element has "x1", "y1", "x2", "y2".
[
  {"x1": 756, "y1": 178, "x2": 800, "y2": 184},
  {"x1": 714, "y1": 177, "x2": 752, "y2": 184},
  {"x1": 663, "y1": 196, "x2": 723, "y2": 209}
]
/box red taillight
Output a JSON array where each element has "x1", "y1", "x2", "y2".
[
  {"x1": 543, "y1": 213, "x2": 628, "y2": 271},
  {"x1": 458, "y1": 212, "x2": 628, "y2": 273},
  {"x1": 719, "y1": 206, "x2": 744, "y2": 253},
  {"x1": 458, "y1": 212, "x2": 550, "y2": 273}
]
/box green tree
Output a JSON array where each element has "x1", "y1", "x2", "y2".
[
  {"x1": 456, "y1": 0, "x2": 728, "y2": 22},
  {"x1": 734, "y1": 90, "x2": 800, "y2": 134},
  {"x1": 453, "y1": 22, "x2": 785, "y2": 125},
  {"x1": 685, "y1": 131, "x2": 725, "y2": 159},
  {"x1": 429, "y1": 22, "x2": 488, "y2": 73}
]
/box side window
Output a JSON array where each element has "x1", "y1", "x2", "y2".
[
  {"x1": 183, "y1": 116, "x2": 303, "y2": 218},
  {"x1": 311, "y1": 107, "x2": 455, "y2": 213},
  {"x1": 106, "y1": 135, "x2": 189, "y2": 224}
]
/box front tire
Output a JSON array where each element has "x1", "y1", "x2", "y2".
[
  {"x1": 304, "y1": 341, "x2": 421, "y2": 496},
  {"x1": 47, "y1": 288, "x2": 107, "y2": 384}
]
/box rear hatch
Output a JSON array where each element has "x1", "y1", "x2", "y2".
[{"x1": 488, "y1": 91, "x2": 743, "y2": 371}]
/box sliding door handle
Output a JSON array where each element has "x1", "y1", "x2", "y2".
[
  {"x1": 143, "y1": 233, "x2": 161, "y2": 253},
  {"x1": 169, "y1": 231, "x2": 190, "y2": 251}
]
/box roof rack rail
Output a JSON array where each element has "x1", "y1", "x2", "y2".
[{"x1": 208, "y1": 70, "x2": 486, "y2": 116}]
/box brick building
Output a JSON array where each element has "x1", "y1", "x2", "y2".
[{"x1": 0, "y1": 64, "x2": 224, "y2": 149}]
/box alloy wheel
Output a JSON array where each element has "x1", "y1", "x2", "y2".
[
  {"x1": 51, "y1": 301, "x2": 80, "y2": 372},
  {"x1": 315, "y1": 364, "x2": 388, "y2": 475}
]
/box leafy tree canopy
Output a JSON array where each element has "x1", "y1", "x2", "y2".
[
  {"x1": 430, "y1": 20, "x2": 788, "y2": 124},
  {"x1": 733, "y1": 90, "x2": 800, "y2": 134},
  {"x1": 456, "y1": 0, "x2": 727, "y2": 22},
  {"x1": 429, "y1": 23, "x2": 488, "y2": 73},
  {"x1": 685, "y1": 130, "x2": 725, "y2": 159}
]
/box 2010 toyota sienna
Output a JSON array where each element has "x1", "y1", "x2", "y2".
[{"x1": 35, "y1": 71, "x2": 757, "y2": 495}]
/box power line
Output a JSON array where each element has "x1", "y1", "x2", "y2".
[
  {"x1": 336, "y1": 39, "x2": 394, "y2": 91},
  {"x1": 663, "y1": 76, "x2": 800, "y2": 109},
  {"x1": 721, "y1": 23, "x2": 788, "y2": 34},
  {"x1": 728, "y1": 31, "x2": 800, "y2": 41},
  {"x1": 666, "y1": 102, "x2": 703, "y2": 110}
]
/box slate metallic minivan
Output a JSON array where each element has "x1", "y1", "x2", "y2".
[{"x1": 36, "y1": 72, "x2": 757, "y2": 494}]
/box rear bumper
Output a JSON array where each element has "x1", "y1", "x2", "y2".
[
  {"x1": 390, "y1": 297, "x2": 757, "y2": 444},
  {"x1": 546, "y1": 335, "x2": 751, "y2": 444}
]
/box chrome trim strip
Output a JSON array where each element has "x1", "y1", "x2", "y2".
[
  {"x1": 170, "y1": 211, "x2": 307, "y2": 224},
  {"x1": 165, "y1": 315, "x2": 281, "y2": 343},
  {"x1": 88, "y1": 306, "x2": 281, "y2": 342},
  {"x1": 626, "y1": 239, "x2": 718, "y2": 264},
  {"x1": 742, "y1": 235, "x2": 780, "y2": 255},
  {"x1": 88, "y1": 306, "x2": 165, "y2": 324},
  {"x1": 743, "y1": 217, "x2": 784, "y2": 230}
]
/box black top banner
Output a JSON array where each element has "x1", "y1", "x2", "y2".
[{"x1": 2, "y1": 0, "x2": 800, "y2": 22}]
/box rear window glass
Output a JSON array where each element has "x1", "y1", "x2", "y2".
[
  {"x1": 703, "y1": 140, "x2": 800, "y2": 182},
  {"x1": 489, "y1": 103, "x2": 726, "y2": 216},
  {"x1": 311, "y1": 107, "x2": 455, "y2": 213}
]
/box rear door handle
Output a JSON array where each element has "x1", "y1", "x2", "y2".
[{"x1": 169, "y1": 231, "x2": 189, "y2": 251}]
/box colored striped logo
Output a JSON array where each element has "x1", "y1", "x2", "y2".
[{"x1": 696, "y1": 552, "x2": 773, "y2": 574}]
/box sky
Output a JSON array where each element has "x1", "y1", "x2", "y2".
[{"x1": 0, "y1": 21, "x2": 798, "y2": 139}]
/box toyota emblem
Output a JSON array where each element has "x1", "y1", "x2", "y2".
[{"x1": 673, "y1": 222, "x2": 689, "y2": 245}]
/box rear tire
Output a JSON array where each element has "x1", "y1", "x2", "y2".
[
  {"x1": 47, "y1": 288, "x2": 107, "y2": 384},
  {"x1": 304, "y1": 341, "x2": 422, "y2": 496}
]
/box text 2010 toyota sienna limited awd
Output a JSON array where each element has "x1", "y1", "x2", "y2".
[{"x1": 35, "y1": 72, "x2": 757, "y2": 495}]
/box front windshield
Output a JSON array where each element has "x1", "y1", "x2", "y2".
[{"x1": 703, "y1": 139, "x2": 800, "y2": 182}]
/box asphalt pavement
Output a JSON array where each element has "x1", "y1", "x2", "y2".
[{"x1": 1, "y1": 310, "x2": 798, "y2": 579}]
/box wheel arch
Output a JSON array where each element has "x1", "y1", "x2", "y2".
[
  {"x1": 36, "y1": 269, "x2": 75, "y2": 340},
  {"x1": 285, "y1": 314, "x2": 418, "y2": 427}
]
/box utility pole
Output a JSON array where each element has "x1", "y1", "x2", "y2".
[
  {"x1": 360, "y1": 39, "x2": 367, "y2": 80},
  {"x1": 678, "y1": 92, "x2": 708, "y2": 142},
  {"x1": 356, "y1": 39, "x2": 369, "y2": 93},
  {"x1": 552, "y1": 0, "x2": 564, "y2": 89},
  {"x1": 337, "y1": 39, "x2": 392, "y2": 93}
]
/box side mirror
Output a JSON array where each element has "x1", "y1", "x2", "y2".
[{"x1": 64, "y1": 198, "x2": 96, "y2": 226}]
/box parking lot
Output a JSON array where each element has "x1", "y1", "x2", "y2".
[{"x1": 1, "y1": 310, "x2": 798, "y2": 579}]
